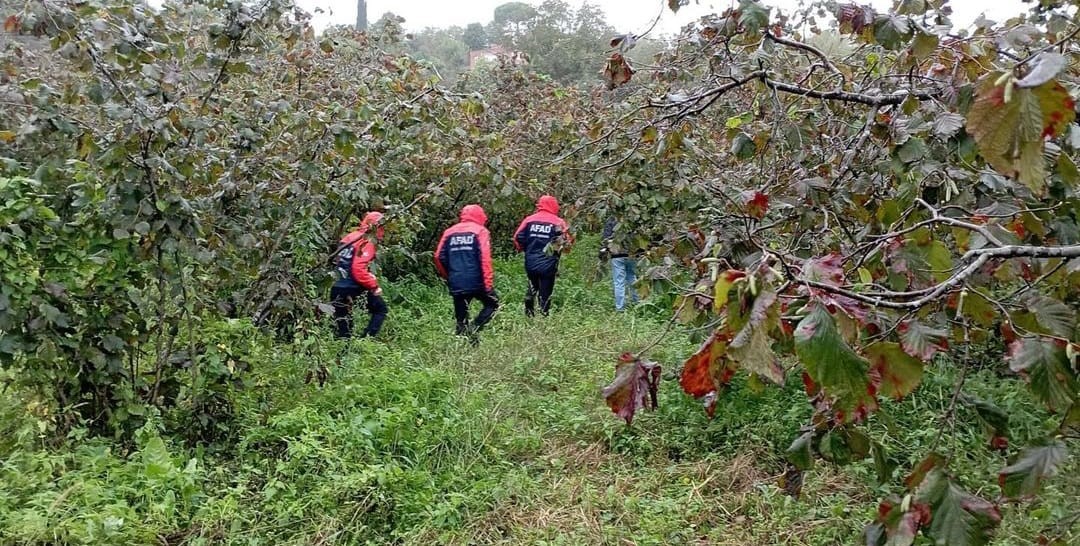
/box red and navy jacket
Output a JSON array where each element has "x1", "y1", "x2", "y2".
[
  {"x1": 435, "y1": 205, "x2": 494, "y2": 295},
  {"x1": 513, "y1": 195, "x2": 571, "y2": 276},
  {"x1": 333, "y1": 211, "x2": 382, "y2": 291}
]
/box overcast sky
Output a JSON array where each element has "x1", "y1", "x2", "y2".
[{"x1": 297, "y1": 0, "x2": 1031, "y2": 35}]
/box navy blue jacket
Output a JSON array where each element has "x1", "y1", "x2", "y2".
[
  {"x1": 513, "y1": 196, "x2": 570, "y2": 276},
  {"x1": 435, "y1": 205, "x2": 495, "y2": 296}
]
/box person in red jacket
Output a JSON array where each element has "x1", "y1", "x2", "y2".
[
  {"x1": 435, "y1": 205, "x2": 499, "y2": 341},
  {"x1": 330, "y1": 211, "x2": 388, "y2": 338},
  {"x1": 513, "y1": 195, "x2": 572, "y2": 316}
]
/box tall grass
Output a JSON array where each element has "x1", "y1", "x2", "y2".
[{"x1": 1, "y1": 239, "x2": 1075, "y2": 545}]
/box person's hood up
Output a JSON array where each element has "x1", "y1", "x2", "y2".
[
  {"x1": 537, "y1": 195, "x2": 559, "y2": 215},
  {"x1": 460, "y1": 204, "x2": 488, "y2": 226},
  {"x1": 350, "y1": 211, "x2": 385, "y2": 241}
]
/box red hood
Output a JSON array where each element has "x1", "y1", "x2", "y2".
[
  {"x1": 460, "y1": 204, "x2": 488, "y2": 225},
  {"x1": 344, "y1": 211, "x2": 385, "y2": 242},
  {"x1": 360, "y1": 211, "x2": 384, "y2": 231},
  {"x1": 537, "y1": 195, "x2": 559, "y2": 215}
]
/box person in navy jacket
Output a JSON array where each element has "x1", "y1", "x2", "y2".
[
  {"x1": 435, "y1": 205, "x2": 499, "y2": 340},
  {"x1": 513, "y1": 195, "x2": 573, "y2": 317},
  {"x1": 330, "y1": 211, "x2": 388, "y2": 338}
]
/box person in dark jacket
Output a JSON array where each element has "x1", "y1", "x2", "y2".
[
  {"x1": 601, "y1": 216, "x2": 638, "y2": 311},
  {"x1": 435, "y1": 205, "x2": 499, "y2": 340},
  {"x1": 330, "y1": 211, "x2": 388, "y2": 338},
  {"x1": 513, "y1": 195, "x2": 572, "y2": 317}
]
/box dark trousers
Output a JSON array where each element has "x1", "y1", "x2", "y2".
[
  {"x1": 453, "y1": 291, "x2": 500, "y2": 335},
  {"x1": 525, "y1": 271, "x2": 556, "y2": 316},
  {"x1": 330, "y1": 285, "x2": 387, "y2": 338}
]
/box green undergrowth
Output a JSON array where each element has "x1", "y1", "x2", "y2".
[{"x1": 1, "y1": 242, "x2": 1076, "y2": 545}]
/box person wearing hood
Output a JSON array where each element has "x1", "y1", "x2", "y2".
[
  {"x1": 435, "y1": 204, "x2": 499, "y2": 341},
  {"x1": 513, "y1": 195, "x2": 572, "y2": 317},
  {"x1": 330, "y1": 211, "x2": 388, "y2": 338}
]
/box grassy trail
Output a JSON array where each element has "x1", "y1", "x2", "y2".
[{"x1": 1, "y1": 244, "x2": 1076, "y2": 545}]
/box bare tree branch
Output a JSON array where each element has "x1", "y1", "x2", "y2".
[{"x1": 765, "y1": 32, "x2": 846, "y2": 84}]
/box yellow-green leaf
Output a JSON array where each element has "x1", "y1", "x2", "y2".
[{"x1": 713, "y1": 270, "x2": 746, "y2": 314}]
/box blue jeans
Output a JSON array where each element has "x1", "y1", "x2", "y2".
[{"x1": 611, "y1": 256, "x2": 638, "y2": 311}]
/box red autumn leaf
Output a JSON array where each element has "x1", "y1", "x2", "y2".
[
  {"x1": 602, "y1": 52, "x2": 634, "y2": 90},
  {"x1": 741, "y1": 190, "x2": 769, "y2": 220},
  {"x1": 3, "y1": 15, "x2": 18, "y2": 33},
  {"x1": 865, "y1": 496, "x2": 925, "y2": 546},
  {"x1": 801, "y1": 253, "x2": 846, "y2": 285},
  {"x1": 801, "y1": 371, "x2": 819, "y2": 396},
  {"x1": 989, "y1": 435, "x2": 1009, "y2": 452},
  {"x1": 836, "y1": 3, "x2": 873, "y2": 34},
  {"x1": 602, "y1": 354, "x2": 661, "y2": 424},
  {"x1": 680, "y1": 330, "x2": 736, "y2": 417},
  {"x1": 905, "y1": 452, "x2": 946, "y2": 489},
  {"x1": 967, "y1": 74, "x2": 1076, "y2": 192},
  {"x1": 1000, "y1": 323, "x2": 1017, "y2": 344}
]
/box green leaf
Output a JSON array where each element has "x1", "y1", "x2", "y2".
[
  {"x1": 896, "y1": 0, "x2": 927, "y2": 15},
  {"x1": 38, "y1": 303, "x2": 69, "y2": 328},
  {"x1": 819, "y1": 426, "x2": 870, "y2": 465},
  {"x1": 737, "y1": 0, "x2": 771, "y2": 35},
  {"x1": 142, "y1": 436, "x2": 175, "y2": 479},
  {"x1": 1057, "y1": 152, "x2": 1079, "y2": 187},
  {"x1": 872, "y1": 442, "x2": 896, "y2": 485},
  {"x1": 958, "y1": 289, "x2": 997, "y2": 327},
  {"x1": 873, "y1": 15, "x2": 912, "y2": 51},
  {"x1": 916, "y1": 469, "x2": 1001, "y2": 546},
  {"x1": 897, "y1": 137, "x2": 927, "y2": 163},
  {"x1": 999, "y1": 439, "x2": 1067, "y2": 499},
  {"x1": 911, "y1": 29, "x2": 938, "y2": 60},
  {"x1": 1061, "y1": 403, "x2": 1080, "y2": 435},
  {"x1": 962, "y1": 395, "x2": 1010, "y2": 437},
  {"x1": 865, "y1": 342, "x2": 925, "y2": 399},
  {"x1": 667, "y1": 0, "x2": 689, "y2": 13},
  {"x1": 1007, "y1": 337, "x2": 1078, "y2": 412},
  {"x1": 786, "y1": 431, "x2": 814, "y2": 470},
  {"x1": 795, "y1": 304, "x2": 877, "y2": 422},
  {"x1": 101, "y1": 334, "x2": 125, "y2": 352},
  {"x1": 922, "y1": 241, "x2": 952, "y2": 283},
  {"x1": 1021, "y1": 294, "x2": 1076, "y2": 338},
  {"x1": 731, "y1": 131, "x2": 756, "y2": 159},
  {"x1": 932, "y1": 112, "x2": 964, "y2": 138},
  {"x1": 728, "y1": 288, "x2": 785, "y2": 386}
]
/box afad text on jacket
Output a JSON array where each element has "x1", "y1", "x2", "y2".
[
  {"x1": 435, "y1": 205, "x2": 495, "y2": 295},
  {"x1": 513, "y1": 195, "x2": 570, "y2": 275}
]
